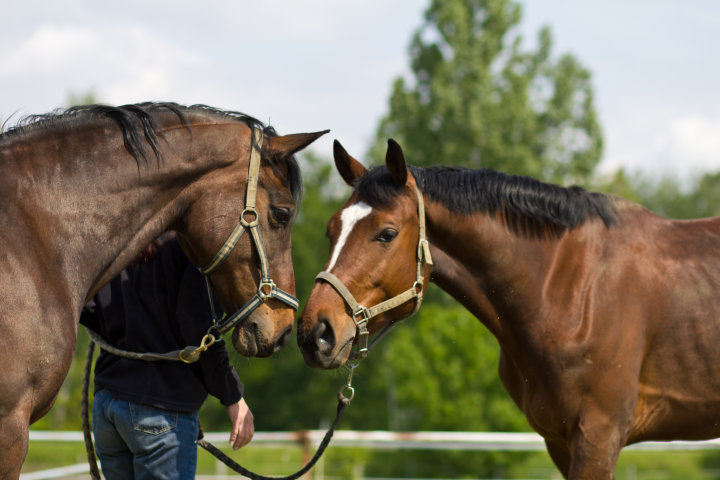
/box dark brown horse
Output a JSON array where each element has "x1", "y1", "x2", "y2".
[
  {"x1": 0, "y1": 102, "x2": 326, "y2": 478},
  {"x1": 297, "y1": 139, "x2": 720, "y2": 479}
]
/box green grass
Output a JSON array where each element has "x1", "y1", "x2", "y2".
[
  {"x1": 22, "y1": 442, "x2": 89, "y2": 472},
  {"x1": 21, "y1": 440, "x2": 720, "y2": 479},
  {"x1": 19, "y1": 442, "x2": 400, "y2": 477},
  {"x1": 21, "y1": 441, "x2": 313, "y2": 477}
]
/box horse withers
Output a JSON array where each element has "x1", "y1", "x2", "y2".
[
  {"x1": 297, "y1": 139, "x2": 720, "y2": 479},
  {"x1": 0, "y1": 103, "x2": 326, "y2": 478}
]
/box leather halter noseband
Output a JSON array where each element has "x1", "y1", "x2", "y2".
[
  {"x1": 315, "y1": 183, "x2": 433, "y2": 362},
  {"x1": 198, "y1": 127, "x2": 299, "y2": 337}
]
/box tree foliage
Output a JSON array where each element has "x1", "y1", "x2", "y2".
[
  {"x1": 594, "y1": 169, "x2": 720, "y2": 220},
  {"x1": 372, "y1": 0, "x2": 602, "y2": 186},
  {"x1": 354, "y1": 302, "x2": 532, "y2": 477}
]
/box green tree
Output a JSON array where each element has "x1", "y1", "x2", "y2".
[
  {"x1": 372, "y1": 0, "x2": 602, "y2": 186},
  {"x1": 593, "y1": 169, "x2": 720, "y2": 221},
  {"x1": 352, "y1": 303, "x2": 531, "y2": 477},
  {"x1": 642, "y1": 172, "x2": 720, "y2": 219},
  {"x1": 66, "y1": 89, "x2": 99, "y2": 107}
]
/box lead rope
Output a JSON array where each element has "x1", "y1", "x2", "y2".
[
  {"x1": 82, "y1": 340, "x2": 101, "y2": 480},
  {"x1": 82, "y1": 334, "x2": 355, "y2": 479},
  {"x1": 195, "y1": 362, "x2": 357, "y2": 480},
  {"x1": 197, "y1": 398, "x2": 349, "y2": 480}
]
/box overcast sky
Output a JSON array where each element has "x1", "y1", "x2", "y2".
[{"x1": 2, "y1": 1, "x2": 719, "y2": 186}]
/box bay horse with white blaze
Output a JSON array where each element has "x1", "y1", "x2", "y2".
[
  {"x1": 297, "y1": 139, "x2": 720, "y2": 479},
  {"x1": 0, "y1": 102, "x2": 326, "y2": 478}
]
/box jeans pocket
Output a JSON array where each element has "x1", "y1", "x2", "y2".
[{"x1": 130, "y1": 403, "x2": 178, "y2": 435}]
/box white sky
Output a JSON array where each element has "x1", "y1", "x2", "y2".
[{"x1": 1, "y1": 1, "x2": 719, "y2": 186}]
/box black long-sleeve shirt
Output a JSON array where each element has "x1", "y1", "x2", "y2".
[{"x1": 81, "y1": 235, "x2": 243, "y2": 413}]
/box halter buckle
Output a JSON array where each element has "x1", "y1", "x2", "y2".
[
  {"x1": 352, "y1": 305, "x2": 369, "y2": 325},
  {"x1": 349, "y1": 305, "x2": 370, "y2": 357},
  {"x1": 419, "y1": 239, "x2": 433, "y2": 265},
  {"x1": 258, "y1": 279, "x2": 277, "y2": 299}
]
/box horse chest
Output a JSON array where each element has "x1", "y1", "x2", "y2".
[{"x1": 498, "y1": 345, "x2": 588, "y2": 436}]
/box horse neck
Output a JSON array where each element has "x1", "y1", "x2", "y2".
[
  {"x1": 425, "y1": 201, "x2": 566, "y2": 347},
  {"x1": 92, "y1": 126, "x2": 251, "y2": 297},
  {"x1": 4, "y1": 123, "x2": 245, "y2": 311}
]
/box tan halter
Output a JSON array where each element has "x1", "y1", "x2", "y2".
[
  {"x1": 315, "y1": 184, "x2": 433, "y2": 363},
  {"x1": 198, "y1": 127, "x2": 299, "y2": 337}
]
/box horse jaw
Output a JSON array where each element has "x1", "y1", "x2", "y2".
[{"x1": 231, "y1": 305, "x2": 294, "y2": 358}]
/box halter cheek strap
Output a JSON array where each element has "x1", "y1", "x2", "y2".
[
  {"x1": 315, "y1": 184, "x2": 433, "y2": 362},
  {"x1": 198, "y1": 127, "x2": 299, "y2": 336}
]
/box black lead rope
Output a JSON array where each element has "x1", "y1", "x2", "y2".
[
  {"x1": 81, "y1": 338, "x2": 355, "y2": 479},
  {"x1": 82, "y1": 340, "x2": 102, "y2": 480},
  {"x1": 197, "y1": 398, "x2": 348, "y2": 480}
]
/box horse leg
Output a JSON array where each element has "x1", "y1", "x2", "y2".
[
  {"x1": 0, "y1": 403, "x2": 32, "y2": 480},
  {"x1": 566, "y1": 412, "x2": 626, "y2": 480},
  {"x1": 0, "y1": 372, "x2": 67, "y2": 479},
  {"x1": 544, "y1": 439, "x2": 571, "y2": 479},
  {"x1": 0, "y1": 325, "x2": 75, "y2": 478}
]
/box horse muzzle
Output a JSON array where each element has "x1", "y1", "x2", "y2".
[
  {"x1": 297, "y1": 311, "x2": 355, "y2": 369},
  {"x1": 231, "y1": 307, "x2": 294, "y2": 358}
]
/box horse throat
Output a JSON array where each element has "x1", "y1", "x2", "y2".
[{"x1": 426, "y1": 206, "x2": 559, "y2": 342}]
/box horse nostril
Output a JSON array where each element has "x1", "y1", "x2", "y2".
[
  {"x1": 274, "y1": 325, "x2": 292, "y2": 352},
  {"x1": 313, "y1": 317, "x2": 335, "y2": 354}
]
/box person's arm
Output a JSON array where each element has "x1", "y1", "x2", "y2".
[
  {"x1": 175, "y1": 262, "x2": 245, "y2": 401},
  {"x1": 174, "y1": 253, "x2": 250, "y2": 447},
  {"x1": 225, "y1": 397, "x2": 255, "y2": 449}
]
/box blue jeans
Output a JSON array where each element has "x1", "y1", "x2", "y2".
[{"x1": 92, "y1": 389, "x2": 199, "y2": 480}]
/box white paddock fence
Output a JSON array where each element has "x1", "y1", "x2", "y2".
[{"x1": 21, "y1": 430, "x2": 720, "y2": 479}]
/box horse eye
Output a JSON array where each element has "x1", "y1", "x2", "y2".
[
  {"x1": 271, "y1": 207, "x2": 293, "y2": 225},
  {"x1": 375, "y1": 228, "x2": 398, "y2": 243}
]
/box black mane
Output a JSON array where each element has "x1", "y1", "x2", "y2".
[
  {"x1": 0, "y1": 102, "x2": 302, "y2": 203},
  {"x1": 356, "y1": 165, "x2": 617, "y2": 237}
]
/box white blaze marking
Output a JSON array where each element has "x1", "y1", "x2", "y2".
[{"x1": 327, "y1": 202, "x2": 372, "y2": 272}]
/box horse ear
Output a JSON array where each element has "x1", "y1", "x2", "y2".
[
  {"x1": 333, "y1": 140, "x2": 367, "y2": 186},
  {"x1": 263, "y1": 130, "x2": 329, "y2": 158},
  {"x1": 385, "y1": 139, "x2": 408, "y2": 186}
]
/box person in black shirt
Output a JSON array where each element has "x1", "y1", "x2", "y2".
[{"x1": 81, "y1": 232, "x2": 253, "y2": 480}]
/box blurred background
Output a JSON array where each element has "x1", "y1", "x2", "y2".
[{"x1": 4, "y1": 1, "x2": 720, "y2": 478}]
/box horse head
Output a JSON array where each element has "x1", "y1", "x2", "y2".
[
  {"x1": 177, "y1": 126, "x2": 327, "y2": 358},
  {"x1": 297, "y1": 139, "x2": 432, "y2": 369}
]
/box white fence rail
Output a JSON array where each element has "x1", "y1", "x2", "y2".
[{"x1": 27, "y1": 429, "x2": 720, "y2": 451}]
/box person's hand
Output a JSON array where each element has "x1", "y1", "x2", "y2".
[{"x1": 226, "y1": 398, "x2": 254, "y2": 450}]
